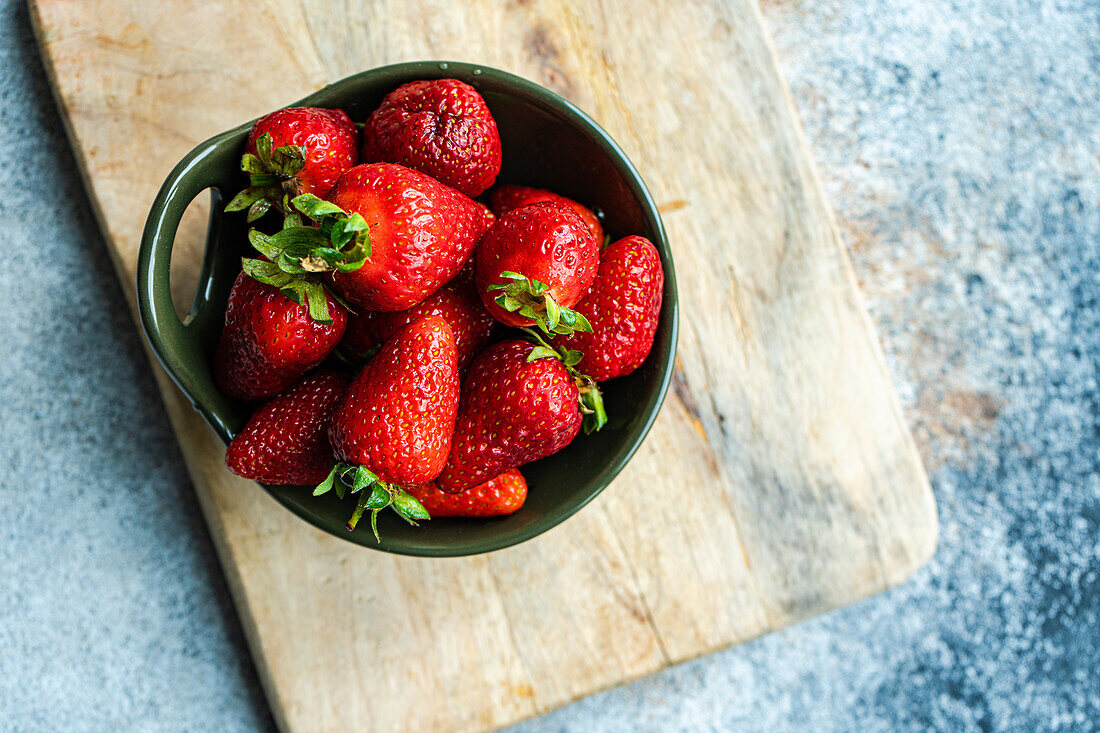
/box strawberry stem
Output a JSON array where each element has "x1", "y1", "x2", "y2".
[
  {"x1": 237, "y1": 194, "x2": 370, "y2": 324},
  {"x1": 576, "y1": 375, "x2": 608, "y2": 434},
  {"x1": 314, "y1": 462, "x2": 431, "y2": 541},
  {"x1": 225, "y1": 132, "x2": 307, "y2": 225},
  {"x1": 488, "y1": 271, "x2": 593, "y2": 336},
  {"x1": 518, "y1": 327, "x2": 608, "y2": 433}
]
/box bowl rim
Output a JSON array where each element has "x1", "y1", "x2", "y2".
[{"x1": 137, "y1": 60, "x2": 678, "y2": 556}]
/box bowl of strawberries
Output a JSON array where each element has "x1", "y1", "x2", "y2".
[{"x1": 138, "y1": 61, "x2": 677, "y2": 555}]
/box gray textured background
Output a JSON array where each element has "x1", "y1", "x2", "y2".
[{"x1": 2, "y1": 0, "x2": 1098, "y2": 730}]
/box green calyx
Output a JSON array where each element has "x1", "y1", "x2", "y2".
[
  {"x1": 240, "y1": 192, "x2": 370, "y2": 324},
  {"x1": 313, "y1": 463, "x2": 430, "y2": 542},
  {"x1": 488, "y1": 271, "x2": 593, "y2": 337},
  {"x1": 225, "y1": 132, "x2": 308, "y2": 223},
  {"x1": 520, "y1": 327, "x2": 608, "y2": 434}
]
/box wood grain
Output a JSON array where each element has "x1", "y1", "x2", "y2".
[{"x1": 30, "y1": 0, "x2": 938, "y2": 730}]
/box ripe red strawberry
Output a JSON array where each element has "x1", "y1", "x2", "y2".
[
  {"x1": 225, "y1": 370, "x2": 348, "y2": 485},
  {"x1": 214, "y1": 271, "x2": 347, "y2": 401},
  {"x1": 436, "y1": 340, "x2": 583, "y2": 493},
  {"x1": 227, "y1": 108, "x2": 360, "y2": 223},
  {"x1": 340, "y1": 276, "x2": 494, "y2": 372},
  {"x1": 407, "y1": 469, "x2": 527, "y2": 517},
  {"x1": 328, "y1": 315, "x2": 460, "y2": 487},
  {"x1": 475, "y1": 201, "x2": 599, "y2": 334},
  {"x1": 362, "y1": 79, "x2": 502, "y2": 197},
  {"x1": 247, "y1": 107, "x2": 359, "y2": 198},
  {"x1": 560, "y1": 236, "x2": 665, "y2": 381},
  {"x1": 488, "y1": 184, "x2": 604, "y2": 244},
  {"x1": 326, "y1": 163, "x2": 486, "y2": 311}
]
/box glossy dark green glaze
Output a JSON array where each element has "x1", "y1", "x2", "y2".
[{"x1": 137, "y1": 61, "x2": 678, "y2": 556}]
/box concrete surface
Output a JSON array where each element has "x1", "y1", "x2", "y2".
[{"x1": 1, "y1": 0, "x2": 1097, "y2": 730}]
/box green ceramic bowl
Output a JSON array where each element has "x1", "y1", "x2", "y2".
[{"x1": 137, "y1": 61, "x2": 677, "y2": 556}]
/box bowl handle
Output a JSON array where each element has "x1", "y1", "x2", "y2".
[{"x1": 137, "y1": 132, "x2": 246, "y2": 444}]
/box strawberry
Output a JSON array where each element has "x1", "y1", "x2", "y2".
[
  {"x1": 475, "y1": 201, "x2": 599, "y2": 335},
  {"x1": 560, "y1": 236, "x2": 665, "y2": 381},
  {"x1": 435, "y1": 339, "x2": 586, "y2": 493},
  {"x1": 340, "y1": 276, "x2": 495, "y2": 372},
  {"x1": 474, "y1": 200, "x2": 496, "y2": 232},
  {"x1": 488, "y1": 184, "x2": 604, "y2": 244},
  {"x1": 321, "y1": 315, "x2": 460, "y2": 536},
  {"x1": 225, "y1": 370, "x2": 348, "y2": 485},
  {"x1": 326, "y1": 163, "x2": 486, "y2": 311},
  {"x1": 362, "y1": 79, "x2": 502, "y2": 197},
  {"x1": 407, "y1": 469, "x2": 527, "y2": 518},
  {"x1": 214, "y1": 271, "x2": 347, "y2": 401},
  {"x1": 227, "y1": 107, "x2": 359, "y2": 222}
]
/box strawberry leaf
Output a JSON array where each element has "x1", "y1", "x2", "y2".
[
  {"x1": 241, "y1": 258, "x2": 292, "y2": 288},
  {"x1": 351, "y1": 465, "x2": 379, "y2": 493},
  {"x1": 255, "y1": 132, "x2": 273, "y2": 163},
  {"x1": 248, "y1": 173, "x2": 281, "y2": 188},
  {"x1": 271, "y1": 144, "x2": 306, "y2": 175},
  {"x1": 279, "y1": 286, "x2": 304, "y2": 305},
  {"x1": 527, "y1": 345, "x2": 558, "y2": 362},
  {"x1": 267, "y1": 225, "x2": 330, "y2": 251},
  {"x1": 391, "y1": 489, "x2": 430, "y2": 523},
  {"x1": 517, "y1": 304, "x2": 541, "y2": 322},
  {"x1": 491, "y1": 294, "x2": 517, "y2": 312},
  {"x1": 247, "y1": 230, "x2": 281, "y2": 260},
  {"x1": 365, "y1": 484, "x2": 390, "y2": 509},
  {"x1": 239, "y1": 152, "x2": 266, "y2": 175},
  {"x1": 304, "y1": 282, "x2": 333, "y2": 324},
  {"x1": 225, "y1": 187, "x2": 268, "y2": 212},
  {"x1": 544, "y1": 294, "x2": 561, "y2": 331},
  {"x1": 246, "y1": 199, "x2": 271, "y2": 222},
  {"x1": 562, "y1": 349, "x2": 584, "y2": 366},
  {"x1": 313, "y1": 465, "x2": 339, "y2": 496},
  {"x1": 291, "y1": 193, "x2": 346, "y2": 220}
]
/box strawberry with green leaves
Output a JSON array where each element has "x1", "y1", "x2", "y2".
[
  {"x1": 226, "y1": 107, "x2": 359, "y2": 222},
  {"x1": 225, "y1": 370, "x2": 348, "y2": 485},
  {"x1": 488, "y1": 184, "x2": 604, "y2": 244},
  {"x1": 214, "y1": 272, "x2": 348, "y2": 401},
  {"x1": 560, "y1": 235, "x2": 665, "y2": 381},
  {"x1": 214, "y1": 192, "x2": 371, "y2": 400},
  {"x1": 362, "y1": 79, "x2": 501, "y2": 197},
  {"x1": 475, "y1": 201, "x2": 599, "y2": 336},
  {"x1": 435, "y1": 338, "x2": 604, "y2": 493},
  {"x1": 407, "y1": 469, "x2": 527, "y2": 518},
  {"x1": 325, "y1": 163, "x2": 487, "y2": 311},
  {"x1": 319, "y1": 315, "x2": 460, "y2": 538}
]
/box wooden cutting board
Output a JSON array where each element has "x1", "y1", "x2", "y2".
[{"x1": 30, "y1": 1, "x2": 937, "y2": 731}]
